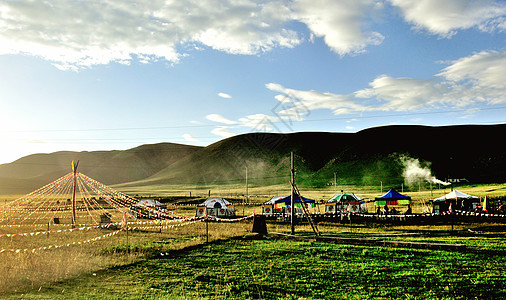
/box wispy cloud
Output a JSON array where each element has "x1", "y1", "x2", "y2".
[
  {"x1": 182, "y1": 133, "x2": 198, "y2": 142},
  {"x1": 265, "y1": 50, "x2": 506, "y2": 117},
  {"x1": 206, "y1": 114, "x2": 237, "y2": 125},
  {"x1": 206, "y1": 50, "x2": 506, "y2": 136},
  {"x1": 4, "y1": 1, "x2": 502, "y2": 70},
  {"x1": 389, "y1": 0, "x2": 506, "y2": 37},
  {"x1": 217, "y1": 92, "x2": 232, "y2": 99},
  {"x1": 211, "y1": 126, "x2": 235, "y2": 138},
  {"x1": 294, "y1": 0, "x2": 384, "y2": 55}
]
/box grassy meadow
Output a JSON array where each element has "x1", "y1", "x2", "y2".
[{"x1": 1, "y1": 183, "x2": 506, "y2": 298}]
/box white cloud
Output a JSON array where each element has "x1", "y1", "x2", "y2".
[
  {"x1": 390, "y1": 0, "x2": 506, "y2": 37},
  {"x1": 294, "y1": 0, "x2": 384, "y2": 55},
  {"x1": 182, "y1": 133, "x2": 198, "y2": 142},
  {"x1": 211, "y1": 126, "x2": 235, "y2": 138},
  {"x1": 238, "y1": 114, "x2": 279, "y2": 131},
  {"x1": 218, "y1": 92, "x2": 232, "y2": 99},
  {"x1": 0, "y1": 0, "x2": 300, "y2": 69},
  {"x1": 355, "y1": 75, "x2": 448, "y2": 111},
  {"x1": 265, "y1": 50, "x2": 506, "y2": 117},
  {"x1": 206, "y1": 114, "x2": 237, "y2": 125},
  {"x1": 1, "y1": 0, "x2": 504, "y2": 70},
  {"x1": 266, "y1": 82, "x2": 367, "y2": 116},
  {"x1": 438, "y1": 51, "x2": 506, "y2": 90}
]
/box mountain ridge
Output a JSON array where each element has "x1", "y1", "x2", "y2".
[{"x1": 1, "y1": 124, "x2": 505, "y2": 194}]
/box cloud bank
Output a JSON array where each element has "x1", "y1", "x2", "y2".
[
  {"x1": 208, "y1": 50, "x2": 506, "y2": 137},
  {"x1": 2, "y1": 0, "x2": 504, "y2": 69}
]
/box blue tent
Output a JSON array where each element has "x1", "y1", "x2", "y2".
[
  {"x1": 275, "y1": 195, "x2": 315, "y2": 205},
  {"x1": 375, "y1": 188, "x2": 411, "y2": 205},
  {"x1": 265, "y1": 195, "x2": 315, "y2": 208}
]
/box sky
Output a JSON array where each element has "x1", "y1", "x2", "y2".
[{"x1": 0, "y1": 0, "x2": 505, "y2": 164}]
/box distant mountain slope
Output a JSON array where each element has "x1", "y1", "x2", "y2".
[
  {"x1": 122, "y1": 124, "x2": 506, "y2": 188},
  {"x1": 2, "y1": 124, "x2": 505, "y2": 195},
  {"x1": 0, "y1": 143, "x2": 202, "y2": 194}
]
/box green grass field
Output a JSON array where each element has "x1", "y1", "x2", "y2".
[
  {"x1": 2, "y1": 183, "x2": 506, "y2": 299},
  {"x1": 3, "y1": 220, "x2": 506, "y2": 299}
]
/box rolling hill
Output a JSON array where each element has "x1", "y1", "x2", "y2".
[
  {"x1": 1, "y1": 124, "x2": 505, "y2": 195},
  {"x1": 0, "y1": 142, "x2": 202, "y2": 194},
  {"x1": 120, "y1": 124, "x2": 506, "y2": 189}
]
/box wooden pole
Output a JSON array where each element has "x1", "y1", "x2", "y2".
[
  {"x1": 334, "y1": 172, "x2": 337, "y2": 194},
  {"x1": 290, "y1": 152, "x2": 295, "y2": 235},
  {"x1": 71, "y1": 161, "x2": 79, "y2": 229},
  {"x1": 126, "y1": 225, "x2": 129, "y2": 254},
  {"x1": 206, "y1": 218, "x2": 209, "y2": 243},
  {"x1": 244, "y1": 167, "x2": 248, "y2": 217}
]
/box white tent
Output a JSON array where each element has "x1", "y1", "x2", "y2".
[
  {"x1": 434, "y1": 190, "x2": 478, "y2": 201},
  {"x1": 432, "y1": 190, "x2": 480, "y2": 213},
  {"x1": 196, "y1": 198, "x2": 235, "y2": 218},
  {"x1": 136, "y1": 199, "x2": 166, "y2": 209},
  {"x1": 133, "y1": 199, "x2": 167, "y2": 218}
]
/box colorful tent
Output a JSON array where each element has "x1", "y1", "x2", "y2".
[
  {"x1": 326, "y1": 193, "x2": 366, "y2": 213},
  {"x1": 375, "y1": 188, "x2": 412, "y2": 206},
  {"x1": 262, "y1": 195, "x2": 315, "y2": 211},
  {"x1": 271, "y1": 195, "x2": 315, "y2": 209}
]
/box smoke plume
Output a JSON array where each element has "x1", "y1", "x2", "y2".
[{"x1": 399, "y1": 156, "x2": 451, "y2": 186}]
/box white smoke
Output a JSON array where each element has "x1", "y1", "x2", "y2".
[{"x1": 399, "y1": 156, "x2": 451, "y2": 186}]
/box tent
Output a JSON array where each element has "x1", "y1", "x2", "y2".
[
  {"x1": 326, "y1": 193, "x2": 366, "y2": 213},
  {"x1": 133, "y1": 199, "x2": 167, "y2": 218},
  {"x1": 136, "y1": 199, "x2": 166, "y2": 209},
  {"x1": 375, "y1": 188, "x2": 412, "y2": 206},
  {"x1": 434, "y1": 190, "x2": 479, "y2": 202},
  {"x1": 196, "y1": 198, "x2": 235, "y2": 218},
  {"x1": 262, "y1": 195, "x2": 315, "y2": 215},
  {"x1": 262, "y1": 196, "x2": 284, "y2": 215},
  {"x1": 432, "y1": 190, "x2": 480, "y2": 213}
]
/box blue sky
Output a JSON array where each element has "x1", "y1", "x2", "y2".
[{"x1": 0, "y1": 0, "x2": 505, "y2": 164}]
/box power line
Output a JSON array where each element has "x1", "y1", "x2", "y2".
[{"x1": 2, "y1": 106, "x2": 505, "y2": 134}]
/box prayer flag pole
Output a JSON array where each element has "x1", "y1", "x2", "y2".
[{"x1": 71, "y1": 160, "x2": 79, "y2": 229}]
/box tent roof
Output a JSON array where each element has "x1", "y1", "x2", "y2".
[
  {"x1": 199, "y1": 198, "x2": 232, "y2": 208},
  {"x1": 328, "y1": 193, "x2": 363, "y2": 203},
  {"x1": 375, "y1": 188, "x2": 411, "y2": 200},
  {"x1": 136, "y1": 199, "x2": 165, "y2": 207},
  {"x1": 434, "y1": 190, "x2": 479, "y2": 202},
  {"x1": 264, "y1": 196, "x2": 285, "y2": 205},
  {"x1": 265, "y1": 195, "x2": 315, "y2": 204}
]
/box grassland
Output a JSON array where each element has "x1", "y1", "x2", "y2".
[
  {"x1": 4, "y1": 222, "x2": 506, "y2": 299},
  {"x1": 1, "y1": 183, "x2": 506, "y2": 299}
]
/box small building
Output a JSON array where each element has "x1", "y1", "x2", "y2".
[
  {"x1": 326, "y1": 193, "x2": 366, "y2": 213},
  {"x1": 196, "y1": 198, "x2": 235, "y2": 218}
]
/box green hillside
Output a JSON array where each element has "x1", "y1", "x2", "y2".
[
  {"x1": 0, "y1": 143, "x2": 202, "y2": 194},
  {"x1": 122, "y1": 124, "x2": 506, "y2": 189},
  {"x1": 1, "y1": 124, "x2": 505, "y2": 195}
]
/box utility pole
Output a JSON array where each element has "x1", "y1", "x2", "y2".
[
  {"x1": 334, "y1": 172, "x2": 337, "y2": 194},
  {"x1": 71, "y1": 160, "x2": 79, "y2": 229},
  {"x1": 290, "y1": 152, "x2": 295, "y2": 235},
  {"x1": 244, "y1": 167, "x2": 248, "y2": 217}
]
